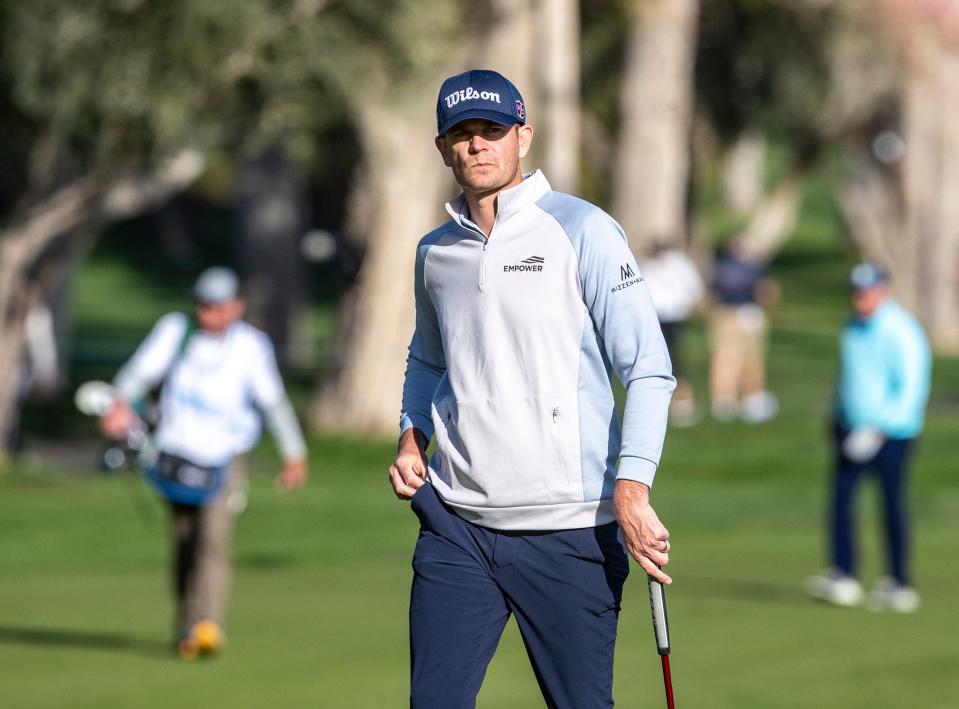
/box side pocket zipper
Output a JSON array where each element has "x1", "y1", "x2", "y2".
[{"x1": 551, "y1": 406, "x2": 570, "y2": 485}]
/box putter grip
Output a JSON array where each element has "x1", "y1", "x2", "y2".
[{"x1": 647, "y1": 576, "x2": 670, "y2": 656}]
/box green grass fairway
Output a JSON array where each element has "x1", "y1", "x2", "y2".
[
  {"x1": 2, "y1": 401, "x2": 958, "y2": 709},
  {"x1": 4, "y1": 226, "x2": 959, "y2": 707}
]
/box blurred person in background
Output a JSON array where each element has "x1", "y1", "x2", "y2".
[
  {"x1": 708, "y1": 234, "x2": 780, "y2": 423},
  {"x1": 641, "y1": 240, "x2": 705, "y2": 426},
  {"x1": 390, "y1": 69, "x2": 674, "y2": 709},
  {"x1": 807, "y1": 263, "x2": 931, "y2": 612},
  {"x1": 99, "y1": 266, "x2": 308, "y2": 659}
]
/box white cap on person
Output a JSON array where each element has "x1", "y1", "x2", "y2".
[{"x1": 194, "y1": 267, "x2": 239, "y2": 304}]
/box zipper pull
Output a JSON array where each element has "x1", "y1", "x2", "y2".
[{"x1": 552, "y1": 407, "x2": 559, "y2": 423}]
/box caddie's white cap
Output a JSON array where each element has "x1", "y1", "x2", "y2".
[{"x1": 194, "y1": 267, "x2": 240, "y2": 304}]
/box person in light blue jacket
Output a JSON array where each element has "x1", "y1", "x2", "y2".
[
  {"x1": 389, "y1": 69, "x2": 675, "y2": 708},
  {"x1": 807, "y1": 263, "x2": 931, "y2": 613}
]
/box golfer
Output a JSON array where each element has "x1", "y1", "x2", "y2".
[
  {"x1": 390, "y1": 69, "x2": 675, "y2": 708},
  {"x1": 100, "y1": 267, "x2": 308, "y2": 658},
  {"x1": 807, "y1": 263, "x2": 930, "y2": 612}
]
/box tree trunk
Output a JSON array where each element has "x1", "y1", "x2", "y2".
[
  {"x1": 0, "y1": 183, "x2": 97, "y2": 463},
  {"x1": 612, "y1": 0, "x2": 699, "y2": 255},
  {"x1": 836, "y1": 3, "x2": 959, "y2": 351},
  {"x1": 722, "y1": 130, "x2": 766, "y2": 215},
  {"x1": 836, "y1": 149, "x2": 903, "y2": 269},
  {"x1": 310, "y1": 2, "x2": 549, "y2": 436},
  {"x1": 537, "y1": 0, "x2": 581, "y2": 193},
  {"x1": 0, "y1": 151, "x2": 204, "y2": 463},
  {"x1": 236, "y1": 141, "x2": 305, "y2": 364},
  {"x1": 899, "y1": 29, "x2": 959, "y2": 350},
  {"x1": 311, "y1": 106, "x2": 449, "y2": 433},
  {"x1": 738, "y1": 173, "x2": 805, "y2": 263}
]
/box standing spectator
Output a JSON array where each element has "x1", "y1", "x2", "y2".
[
  {"x1": 99, "y1": 267, "x2": 308, "y2": 658},
  {"x1": 708, "y1": 235, "x2": 779, "y2": 422},
  {"x1": 641, "y1": 241, "x2": 705, "y2": 426},
  {"x1": 390, "y1": 69, "x2": 675, "y2": 708},
  {"x1": 807, "y1": 263, "x2": 931, "y2": 612}
]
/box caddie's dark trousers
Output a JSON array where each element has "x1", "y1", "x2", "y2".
[
  {"x1": 168, "y1": 459, "x2": 244, "y2": 637},
  {"x1": 831, "y1": 433, "x2": 914, "y2": 585},
  {"x1": 409, "y1": 483, "x2": 629, "y2": 709}
]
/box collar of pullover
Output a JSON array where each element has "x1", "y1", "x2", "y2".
[{"x1": 445, "y1": 170, "x2": 552, "y2": 231}]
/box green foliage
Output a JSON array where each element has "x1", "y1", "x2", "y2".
[
  {"x1": 696, "y1": 0, "x2": 835, "y2": 164},
  {"x1": 0, "y1": 0, "x2": 346, "y2": 173},
  {"x1": 579, "y1": 0, "x2": 629, "y2": 205},
  {"x1": 0, "y1": 0, "x2": 481, "y2": 200},
  {"x1": 581, "y1": 0, "x2": 628, "y2": 137},
  {"x1": 295, "y1": 0, "x2": 473, "y2": 116}
]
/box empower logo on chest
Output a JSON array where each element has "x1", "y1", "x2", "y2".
[{"x1": 504, "y1": 256, "x2": 544, "y2": 273}]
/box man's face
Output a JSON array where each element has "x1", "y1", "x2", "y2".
[
  {"x1": 196, "y1": 298, "x2": 245, "y2": 334},
  {"x1": 852, "y1": 285, "x2": 887, "y2": 319},
  {"x1": 435, "y1": 119, "x2": 534, "y2": 197}
]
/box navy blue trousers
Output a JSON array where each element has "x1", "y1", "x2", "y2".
[
  {"x1": 830, "y1": 430, "x2": 914, "y2": 585},
  {"x1": 409, "y1": 483, "x2": 629, "y2": 709}
]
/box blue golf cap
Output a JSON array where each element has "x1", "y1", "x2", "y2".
[
  {"x1": 436, "y1": 69, "x2": 526, "y2": 137},
  {"x1": 850, "y1": 262, "x2": 888, "y2": 291}
]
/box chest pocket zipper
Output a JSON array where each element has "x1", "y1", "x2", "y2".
[{"x1": 551, "y1": 407, "x2": 570, "y2": 485}]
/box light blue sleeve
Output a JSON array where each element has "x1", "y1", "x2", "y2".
[
  {"x1": 878, "y1": 313, "x2": 931, "y2": 435},
  {"x1": 574, "y1": 209, "x2": 676, "y2": 486},
  {"x1": 400, "y1": 242, "x2": 446, "y2": 440}
]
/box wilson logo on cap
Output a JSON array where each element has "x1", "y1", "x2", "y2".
[{"x1": 444, "y1": 86, "x2": 502, "y2": 108}]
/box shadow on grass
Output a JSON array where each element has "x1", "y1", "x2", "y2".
[
  {"x1": 235, "y1": 551, "x2": 299, "y2": 570},
  {"x1": 0, "y1": 624, "x2": 170, "y2": 659},
  {"x1": 674, "y1": 575, "x2": 809, "y2": 606}
]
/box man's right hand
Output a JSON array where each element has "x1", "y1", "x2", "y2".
[
  {"x1": 99, "y1": 399, "x2": 136, "y2": 440},
  {"x1": 614, "y1": 479, "x2": 672, "y2": 585},
  {"x1": 389, "y1": 428, "x2": 429, "y2": 499}
]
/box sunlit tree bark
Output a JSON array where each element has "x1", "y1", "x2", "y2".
[
  {"x1": 834, "y1": 0, "x2": 959, "y2": 350},
  {"x1": 0, "y1": 153, "x2": 204, "y2": 463},
  {"x1": 537, "y1": 0, "x2": 581, "y2": 193},
  {"x1": 612, "y1": 0, "x2": 699, "y2": 254},
  {"x1": 311, "y1": 0, "x2": 578, "y2": 434}
]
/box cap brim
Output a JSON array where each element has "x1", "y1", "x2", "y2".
[{"x1": 437, "y1": 109, "x2": 522, "y2": 137}]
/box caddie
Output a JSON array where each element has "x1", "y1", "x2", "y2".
[{"x1": 100, "y1": 266, "x2": 308, "y2": 659}]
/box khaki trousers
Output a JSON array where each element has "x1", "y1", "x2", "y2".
[
  {"x1": 709, "y1": 304, "x2": 768, "y2": 402},
  {"x1": 168, "y1": 458, "x2": 244, "y2": 636}
]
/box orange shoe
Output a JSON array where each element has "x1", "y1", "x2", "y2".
[
  {"x1": 177, "y1": 620, "x2": 225, "y2": 660},
  {"x1": 193, "y1": 619, "x2": 226, "y2": 657}
]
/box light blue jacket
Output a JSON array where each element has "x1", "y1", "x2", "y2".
[
  {"x1": 400, "y1": 171, "x2": 675, "y2": 530},
  {"x1": 836, "y1": 299, "x2": 931, "y2": 439}
]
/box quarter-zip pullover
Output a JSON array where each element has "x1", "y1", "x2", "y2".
[
  {"x1": 401, "y1": 170, "x2": 675, "y2": 530},
  {"x1": 836, "y1": 300, "x2": 931, "y2": 439}
]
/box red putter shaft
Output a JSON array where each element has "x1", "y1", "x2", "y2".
[{"x1": 661, "y1": 655, "x2": 676, "y2": 709}]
